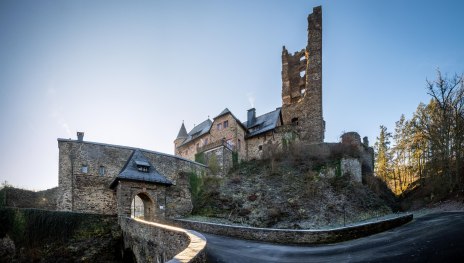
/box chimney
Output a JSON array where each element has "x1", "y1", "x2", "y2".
[
  {"x1": 247, "y1": 108, "x2": 256, "y2": 127},
  {"x1": 77, "y1": 132, "x2": 84, "y2": 142}
]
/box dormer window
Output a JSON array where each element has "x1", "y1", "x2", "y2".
[{"x1": 135, "y1": 160, "x2": 150, "y2": 173}]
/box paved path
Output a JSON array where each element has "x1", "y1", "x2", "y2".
[{"x1": 204, "y1": 212, "x2": 464, "y2": 263}]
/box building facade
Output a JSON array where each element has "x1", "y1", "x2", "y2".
[{"x1": 56, "y1": 134, "x2": 207, "y2": 220}]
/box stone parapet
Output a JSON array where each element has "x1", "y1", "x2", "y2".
[
  {"x1": 172, "y1": 214, "x2": 413, "y2": 245},
  {"x1": 119, "y1": 217, "x2": 206, "y2": 263}
]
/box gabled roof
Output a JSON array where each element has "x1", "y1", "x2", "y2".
[
  {"x1": 179, "y1": 119, "x2": 212, "y2": 147},
  {"x1": 214, "y1": 108, "x2": 232, "y2": 119},
  {"x1": 110, "y1": 149, "x2": 172, "y2": 188},
  {"x1": 214, "y1": 108, "x2": 247, "y2": 131},
  {"x1": 176, "y1": 122, "x2": 188, "y2": 139},
  {"x1": 243, "y1": 108, "x2": 282, "y2": 138}
]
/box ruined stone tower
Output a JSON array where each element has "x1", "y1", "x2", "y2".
[{"x1": 281, "y1": 6, "x2": 324, "y2": 143}]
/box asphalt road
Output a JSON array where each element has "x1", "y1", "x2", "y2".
[{"x1": 204, "y1": 212, "x2": 464, "y2": 263}]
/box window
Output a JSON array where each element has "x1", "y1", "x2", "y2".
[
  {"x1": 291, "y1": 117, "x2": 299, "y2": 126},
  {"x1": 223, "y1": 120, "x2": 229, "y2": 128},
  {"x1": 137, "y1": 165, "x2": 149, "y2": 173},
  {"x1": 81, "y1": 165, "x2": 88, "y2": 174},
  {"x1": 217, "y1": 123, "x2": 222, "y2": 130},
  {"x1": 258, "y1": 145, "x2": 263, "y2": 151},
  {"x1": 204, "y1": 138, "x2": 208, "y2": 146},
  {"x1": 135, "y1": 160, "x2": 150, "y2": 173},
  {"x1": 99, "y1": 166, "x2": 105, "y2": 176},
  {"x1": 238, "y1": 139, "x2": 241, "y2": 150}
]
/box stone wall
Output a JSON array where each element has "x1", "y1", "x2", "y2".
[
  {"x1": 281, "y1": 6, "x2": 324, "y2": 144},
  {"x1": 74, "y1": 175, "x2": 116, "y2": 214},
  {"x1": 119, "y1": 217, "x2": 206, "y2": 263},
  {"x1": 341, "y1": 158, "x2": 362, "y2": 183},
  {"x1": 246, "y1": 131, "x2": 280, "y2": 160},
  {"x1": 203, "y1": 144, "x2": 234, "y2": 176},
  {"x1": 172, "y1": 213, "x2": 413, "y2": 245},
  {"x1": 175, "y1": 134, "x2": 209, "y2": 161},
  {"x1": 57, "y1": 139, "x2": 207, "y2": 217}
]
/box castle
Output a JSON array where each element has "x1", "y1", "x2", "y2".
[
  {"x1": 49, "y1": 6, "x2": 373, "y2": 221},
  {"x1": 174, "y1": 6, "x2": 324, "y2": 165}
]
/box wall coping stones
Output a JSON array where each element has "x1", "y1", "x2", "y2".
[
  {"x1": 173, "y1": 213, "x2": 413, "y2": 244},
  {"x1": 57, "y1": 138, "x2": 207, "y2": 167},
  {"x1": 130, "y1": 217, "x2": 207, "y2": 263}
]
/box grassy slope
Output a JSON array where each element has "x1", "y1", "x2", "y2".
[{"x1": 191, "y1": 156, "x2": 393, "y2": 229}]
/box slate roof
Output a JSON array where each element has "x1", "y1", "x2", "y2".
[
  {"x1": 109, "y1": 149, "x2": 172, "y2": 188},
  {"x1": 179, "y1": 119, "x2": 212, "y2": 146},
  {"x1": 176, "y1": 122, "x2": 188, "y2": 139},
  {"x1": 243, "y1": 108, "x2": 282, "y2": 138}
]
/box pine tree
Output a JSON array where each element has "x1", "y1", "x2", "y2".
[{"x1": 374, "y1": 125, "x2": 392, "y2": 184}]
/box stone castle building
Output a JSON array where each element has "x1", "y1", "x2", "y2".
[
  {"x1": 174, "y1": 6, "x2": 324, "y2": 163},
  {"x1": 56, "y1": 133, "x2": 207, "y2": 219},
  {"x1": 52, "y1": 6, "x2": 374, "y2": 221}
]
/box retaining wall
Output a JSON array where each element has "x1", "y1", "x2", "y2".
[
  {"x1": 119, "y1": 217, "x2": 206, "y2": 263},
  {"x1": 173, "y1": 214, "x2": 413, "y2": 244}
]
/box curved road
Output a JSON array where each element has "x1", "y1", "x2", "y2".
[{"x1": 204, "y1": 212, "x2": 464, "y2": 263}]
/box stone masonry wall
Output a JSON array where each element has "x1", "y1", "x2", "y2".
[
  {"x1": 74, "y1": 175, "x2": 117, "y2": 214},
  {"x1": 57, "y1": 139, "x2": 207, "y2": 217},
  {"x1": 57, "y1": 140, "x2": 132, "y2": 213},
  {"x1": 281, "y1": 6, "x2": 324, "y2": 144},
  {"x1": 246, "y1": 130, "x2": 283, "y2": 160},
  {"x1": 120, "y1": 217, "x2": 206, "y2": 263},
  {"x1": 341, "y1": 158, "x2": 362, "y2": 183},
  {"x1": 203, "y1": 145, "x2": 234, "y2": 176},
  {"x1": 172, "y1": 213, "x2": 413, "y2": 245}
]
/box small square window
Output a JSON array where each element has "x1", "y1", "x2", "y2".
[
  {"x1": 258, "y1": 145, "x2": 263, "y2": 151},
  {"x1": 223, "y1": 120, "x2": 229, "y2": 128},
  {"x1": 99, "y1": 166, "x2": 105, "y2": 176},
  {"x1": 81, "y1": 165, "x2": 88, "y2": 174},
  {"x1": 217, "y1": 123, "x2": 222, "y2": 130}
]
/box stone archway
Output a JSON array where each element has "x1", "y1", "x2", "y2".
[{"x1": 130, "y1": 192, "x2": 155, "y2": 221}]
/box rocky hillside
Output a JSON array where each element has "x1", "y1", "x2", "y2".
[{"x1": 189, "y1": 151, "x2": 394, "y2": 229}]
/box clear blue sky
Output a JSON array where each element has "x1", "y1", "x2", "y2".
[{"x1": 1, "y1": 0, "x2": 463, "y2": 190}]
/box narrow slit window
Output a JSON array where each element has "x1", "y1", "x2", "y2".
[
  {"x1": 99, "y1": 166, "x2": 105, "y2": 176},
  {"x1": 292, "y1": 117, "x2": 299, "y2": 126}
]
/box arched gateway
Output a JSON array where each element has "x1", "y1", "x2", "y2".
[{"x1": 110, "y1": 149, "x2": 172, "y2": 221}]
